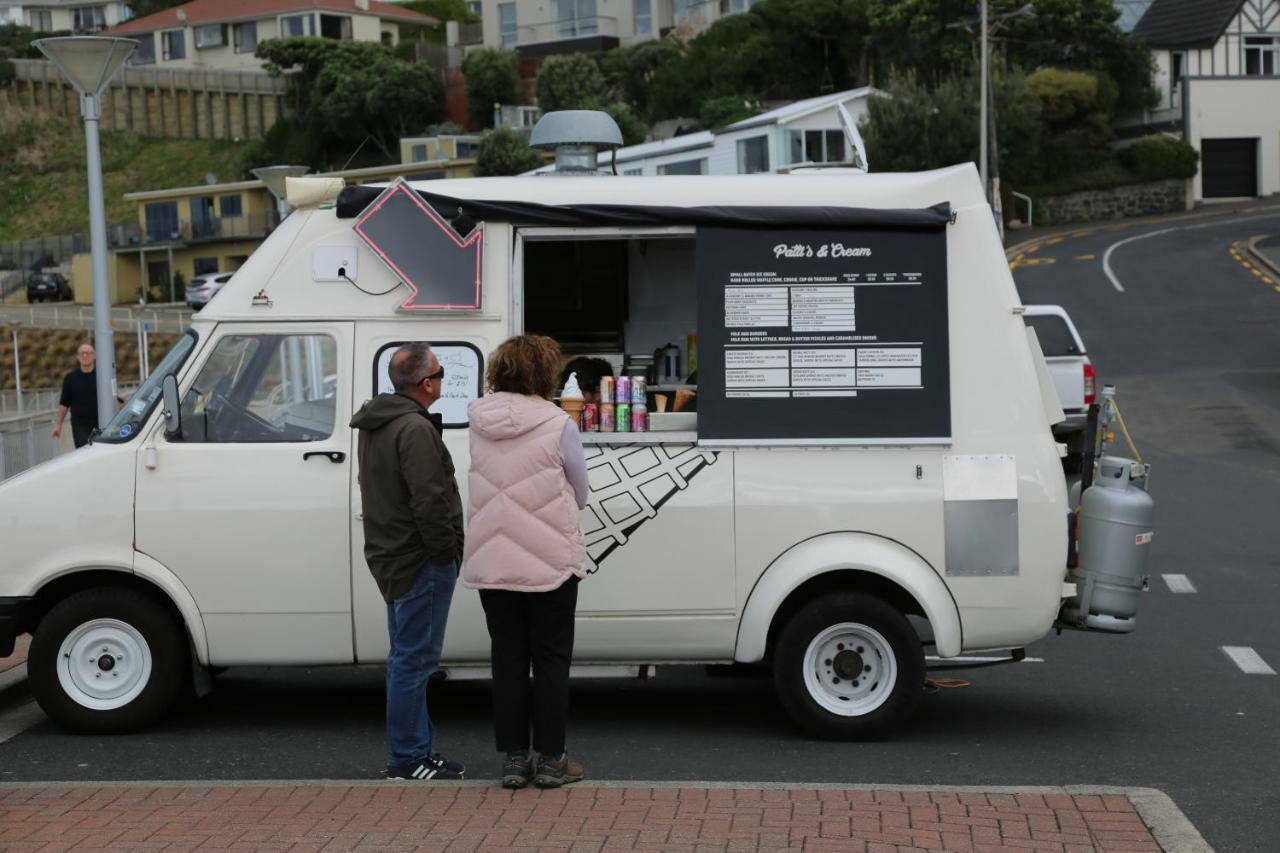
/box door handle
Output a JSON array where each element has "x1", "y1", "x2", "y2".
[{"x1": 303, "y1": 451, "x2": 346, "y2": 463}]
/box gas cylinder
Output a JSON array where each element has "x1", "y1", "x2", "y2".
[{"x1": 1059, "y1": 456, "x2": 1155, "y2": 633}]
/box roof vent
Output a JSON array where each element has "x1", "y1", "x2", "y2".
[{"x1": 529, "y1": 110, "x2": 624, "y2": 174}]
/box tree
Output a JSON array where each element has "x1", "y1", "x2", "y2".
[
  {"x1": 461, "y1": 47, "x2": 521, "y2": 128},
  {"x1": 256, "y1": 38, "x2": 443, "y2": 167},
  {"x1": 474, "y1": 127, "x2": 544, "y2": 176},
  {"x1": 603, "y1": 103, "x2": 648, "y2": 146},
  {"x1": 699, "y1": 94, "x2": 761, "y2": 130},
  {"x1": 535, "y1": 54, "x2": 607, "y2": 112},
  {"x1": 607, "y1": 39, "x2": 684, "y2": 119},
  {"x1": 1026, "y1": 68, "x2": 1113, "y2": 176}
]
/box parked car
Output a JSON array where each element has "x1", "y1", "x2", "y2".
[
  {"x1": 185, "y1": 272, "x2": 234, "y2": 310},
  {"x1": 1023, "y1": 304, "x2": 1095, "y2": 458},
  {"x1": 25, "y1": 273, "x2": 72, "y2": 303}
]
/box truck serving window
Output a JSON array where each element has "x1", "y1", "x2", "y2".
[
  {"x1": 97, "y1": 330, "x2": 198, "y2": 443},
  {"x1": 176, "y1": 334, "x2": 338, "y2": 443}
]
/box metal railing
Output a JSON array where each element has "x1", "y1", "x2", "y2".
[
  {"x1": 0, "y1": 304, "x2": 192, "y2": 333},
  {"x1": 0, "y1": 389, "x2": 62, "y2": 416},
  {"x1": 517, "y1": 15, "x2": 619, "y2": 43},
  {"x1": 142, "y1": 212, "x2": 279, "y2": 246},
  {"x1": 0, "y1": 408, "x2": 61, "y2": 481}
]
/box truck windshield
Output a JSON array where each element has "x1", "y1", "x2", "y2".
[{"x1": 96, "y1": 330, "x2": 198, "y2": 443}]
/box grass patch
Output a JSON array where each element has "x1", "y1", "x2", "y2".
[{"x1": 0, "y1": 108, "x2": 252, "y2": 242}]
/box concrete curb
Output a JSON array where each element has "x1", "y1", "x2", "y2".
[
  {"x1": 1004, "y1": 201, "x2": 1280, "y2": 259},
  {"x1": 0, "y1": 663, "x2": 28, "y2": 708},
  {"x1": 1246, "y1": 234, "x2": 1280, "y2": 278},
  {"x1": 0, "y1": 778, "x2": 1213, "y2": 851}
]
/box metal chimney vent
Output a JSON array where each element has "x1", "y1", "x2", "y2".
[{"x1": 529, "y1": 110, "x2": 624, "y2": 174}]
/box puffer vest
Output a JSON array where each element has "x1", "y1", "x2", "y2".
[{"x1": 461, "y1": 391, "x2": 585, "y2": 592}]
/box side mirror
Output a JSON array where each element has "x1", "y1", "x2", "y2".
[{"x1": 162, "y1": 374, "x2": 182, "y2": 437}]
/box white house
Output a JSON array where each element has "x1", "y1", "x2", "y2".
[
  {"x1": 1130, "y1": 0, "x2": 1280, "y2": 199},
  {"x1": 574, "y1": 88, "x2": 876, "y2": 177},
  {"x1": 1, "y1": 0, "x2": 132, "y2": 31},
  {"x1": 103, "y1": 0, "x2": 436, "y2": 71}
]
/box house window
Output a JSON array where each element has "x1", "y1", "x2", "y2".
[
  {"x1": 194, "y1": 23, "x2": 226, "y2": 49},
  {"x1": 233, "y1": 22, "x2": 257, "y2": 53},
  {"x1": 145, "y1": 201, "x2": 180, "y2": 243},
  {"x1": 719, "y1": 0, "x2": 756, "y2": 13},
  {"x1": 467, "y1": 0, "x2": 482, "y2": 14},
  {"x1": 161, "y1": 29, "x2": 186, "y2": 60},
  {"x1": 634, "y1": 0, "x2": 651, "y2": 35},
  {"x1": 218, "y1": 195, "x2": 243, "y2": 218},
  {"x1": 623, "y1": 168, "x2": 642, "y2": 175},
  {"x1": 320, "y1": 14, "x2": 353, "y2": 40},
  {"x1": 499, "y1": 3, "x2": 517, "y2": 46},
  {"x1": 27, "y1": 9, "x2": 53, "y2": 31},
  {"x1": 132, "y1": 33, "x2": 156, "y2": 65},
  {"x1": 557, "y1": 0, "x2": 597, "y2": 37},
  {"x1": 191, "y1": 196, "x2": 217, "y2": 239},
  {"x1": 1244, "y1": 37, "x2": 1279, "y2": 76},
  {"x1": 193, "y1": 257, "x2": 219, "y2": 276},
  {"x1": 280, "y1": 13, "x2": 315, "y2": 37},
  {"x1": 673, "y1": 0, "x2": 695, "y2": 24},
  {"x1": 455, "y1": 141, "x2": 475, "y2": 158},
  {"x1": 737, "y1": 136, "x2": 769, "y2": 173},
  {"x1": 658, "y1": 158, "x2": 707, "y2": 175},
  {"x1": 72, "y1": 6, "x2": 108, "y2": 32},
  {"x1": 411, "y1": 144, "x2": 428, "y2": 162},
  {"x1": 1170, "y1": 51, "x2": 1184, "y2": 104},
  {"x1": 789, "y1": 129, "x2": 845, "y2": 164}
]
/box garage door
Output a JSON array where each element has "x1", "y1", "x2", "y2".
[{"x1": 1201, "y1": 138, "x2": 1258, "y2": 198}]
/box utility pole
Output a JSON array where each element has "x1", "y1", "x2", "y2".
[{"x1": 980, "y1": 0, "x2": 989, "y2": 203}]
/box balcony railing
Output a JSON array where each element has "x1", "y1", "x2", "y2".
[
  {"x1": 142, "y1": 212, "x2": 279, "y2": 246},
  {"x1": 516, "y1": 15, "x2": 619, "y2": 45}
]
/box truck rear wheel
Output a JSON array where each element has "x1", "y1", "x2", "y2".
[
  {"x1": 773, "y1": 593, "x2": 924, "y2": 740},
  {"x1": 29, "y1": 587, "x2": 188, "y2": 734}
]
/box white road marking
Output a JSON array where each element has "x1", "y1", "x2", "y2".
[
  {"x1": 1161, "y1": 574, "x2": 1197, "y2": 593},
  {"x1": 926, "y1": 655, "x2": 1044, "y2": 663},
  {"x1": 1221, "y1": 646, "x2": 1276, "y2": 675},
  {"x1": 1101, "y1": 211, "x2": 1280, "y2": 293},
  {"x1": 0, "y1": 701, "x2": 45, "y2": 745}
]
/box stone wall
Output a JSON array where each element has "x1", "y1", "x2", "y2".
[{"x1": 1037, "y1": 178, "x2": 1191, "y2": 226}]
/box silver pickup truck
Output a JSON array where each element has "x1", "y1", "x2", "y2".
[{"x1": 1024, "y1": 304, "x2": 1095, "y2": 458}]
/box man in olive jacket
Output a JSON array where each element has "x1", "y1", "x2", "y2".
[{"x1": 351, "y1": 343, "x2": 465, "y2": 781}]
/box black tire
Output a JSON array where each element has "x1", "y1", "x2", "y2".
[
  {"x1": 29, "y1": 587, "x2": 189, "y2": 734},
  {"x1": 772, "y1": 593, "x2": 924, "y2": 740}
]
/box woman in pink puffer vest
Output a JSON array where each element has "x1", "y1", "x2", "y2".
[{"x1": 462, "y1": 335, "x2": 590, "y2": 790}]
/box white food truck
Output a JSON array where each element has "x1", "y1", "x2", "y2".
[{"x1": 0, "y1": 140, "x2": 1153, "y2": 739}]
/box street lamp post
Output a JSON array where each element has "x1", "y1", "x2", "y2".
[
  {"x1": 980, "y1": 0, "x2": 989, "y2": 202},
  {"x1": 33, "y1": 36, "x2": 136, "y2": 430}
]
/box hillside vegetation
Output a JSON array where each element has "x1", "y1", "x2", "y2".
[{"x1": 0, "y1": 106, "x2": 252, "y2": 241}]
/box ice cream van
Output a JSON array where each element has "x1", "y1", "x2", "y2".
[{"x1": 0, "y1": 114, "x2": 1154, "y2": 739}]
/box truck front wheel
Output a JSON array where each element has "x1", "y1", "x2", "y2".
[
  {"x1": 773, "y1": 593, "x2": 924, "y2": 740},
  {"x1": 29, "y1": 587, "x2": 188, "y2": 734}
]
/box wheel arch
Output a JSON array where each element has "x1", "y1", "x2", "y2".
[{"x1": 735, "y1": 532, "x2": 963, "y2": 662}]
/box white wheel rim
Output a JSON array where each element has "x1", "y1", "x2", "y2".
[
  {"x1": 57, "y1": 619, "x2": 153, "y2": 711},
  {"x1": 802, "y1": 622, "x2": 898, "y2": 716}
]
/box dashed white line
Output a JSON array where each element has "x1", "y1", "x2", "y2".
[
  {"x1": 1221, "y1": 646, "x2": 1276, "y2": 675},
  {"x1": 0, "y1": 701, "x2": 45, "y2": 745},
  {"x1": 1161, "y1": 574, "x2": 1197, "y2": 593},
  {"x1": 926, "y1": 655, "x2": 1045, "y2": 663}
]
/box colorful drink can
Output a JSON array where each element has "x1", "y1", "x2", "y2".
[
  {"x1": 630, "y1": 376, "x2": 647, "y2": 405},
  {"x1": 599, "y1": 402, "x2": 615, "y2": 432},
  {"x1": 599, "y1": 376, "x2": 614, "y2": 405},
  {"x1": 582, "y1": 403, "x2": 598, "y2": 432},
  {"x1": 615, "y1": 376, "x2": 631, "y2": 404},
  {"x1": 615, "y1": 402, "x2": 631, "y2": 432},
  {"x1": 631, "y1": 404, "x2": 647, "y2": 432}
]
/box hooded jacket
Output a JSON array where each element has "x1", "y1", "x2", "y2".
[
  {"x1": 350, "y1": 393, "x2": 464, "y2": 602},
  {"x1": 461, "y1": 392, "x2": 585, "y2": 592}
]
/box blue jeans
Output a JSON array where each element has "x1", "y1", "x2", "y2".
[{"x1": 385, "y1": 558, "x2": 457, "y2": 768}]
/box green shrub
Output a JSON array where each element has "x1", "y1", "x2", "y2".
[
  {"x1": 698, "y1": 94, "x2": 760, "y2": 130},
  {"x1": 474, "y1": 126, "x2": 543, "y2": 176},
  {"x1": 1118, "y1": 134, "x2": 1198, "y2": 181},
  {"x1": 0, "y1": 57, "x2": 13, "y2": 88}
]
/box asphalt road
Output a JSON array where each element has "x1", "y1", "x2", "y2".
[{"x1": 3, "y1": 205, "x2": 1279, "y2": 851}]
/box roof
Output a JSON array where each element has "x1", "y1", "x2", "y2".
[
  {"x1": 1132, "y1": 0, "x2": 1244, "y2": 48},
  {"x1": 106, "y1": 0, "x2": 436, "y2": 35},
  {"x1": 724, "y1": 87, "x2": 875, "y2": 132}
]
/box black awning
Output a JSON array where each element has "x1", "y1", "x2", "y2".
[{"x1": 336, "y1": 184, "x2": 951, "y2": 231}]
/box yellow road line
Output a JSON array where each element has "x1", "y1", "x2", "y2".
[
  {"x1": 1075, "y1": 254, "x2": 1096, "y2": 261},
  {"x1": 1046, "y1": 237, "x2": 1064, "y2": 245}
]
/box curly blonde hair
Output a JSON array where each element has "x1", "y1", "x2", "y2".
[{"x1": 486, "y1": 334, "x2": 563, "y2": 400}]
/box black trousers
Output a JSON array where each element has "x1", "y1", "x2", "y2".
[
  {"x1": 479, "y1": 577, "x2": 578, "y2": 756},
  {"x1": 70, "y1": 420, "x2": 94, "y2": 448}
]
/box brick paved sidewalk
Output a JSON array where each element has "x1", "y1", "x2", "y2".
[{"x1": 0, "y1": 782, "x2": 1194, "y2": 853}]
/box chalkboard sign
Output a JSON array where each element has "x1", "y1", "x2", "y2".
[
  {"x1": 695, "y1": 225, "x2": 950, "y2": 444},
  {"x1": 373, "y1": 341, "x2": 482, "y2": 428},
  {"x1": 353, "y1": 179, "x2": 483, "y2": 311}
]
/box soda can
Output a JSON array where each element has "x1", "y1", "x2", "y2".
[
  {"x1": 599, "y1": 402, "x2": 615, "y2": 432},
  {"x1": 582, "y1": 403, "x2": 598, "y2": 432},
  {"x1": 631, "y1": 404, "x2": 647, "y2": 432},
  {"x1": 630, "y1": 376, "x2": 647, "y2": 405},
  {"x1": 599, "y1": 376, "x2": 614, "y2": 405},
  {"x1": 615, "y1": 403, "x2": 631, "y2": 432},
  {"x1": 615, "y1": 376, "x2": 631, "y2": 404}
]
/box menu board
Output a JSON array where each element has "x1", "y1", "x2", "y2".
[
  {"x1": 373, "y1": 342, "x2": 482, "y2": 428},
  {"x1": 696, "y1": 226, "x2": 949, "y2": 444}
]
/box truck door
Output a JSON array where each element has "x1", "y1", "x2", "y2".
[{"x1": 135, "y1": 323, "x2": 356, "y2": 665}]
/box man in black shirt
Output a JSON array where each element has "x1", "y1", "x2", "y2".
[{"x1": 54, "y1": 343, "x2": 100, "y2": 448}]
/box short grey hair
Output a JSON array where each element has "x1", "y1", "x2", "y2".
[{"x1": 389, "y1": 343, "x2": 434, "y2": 392}]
